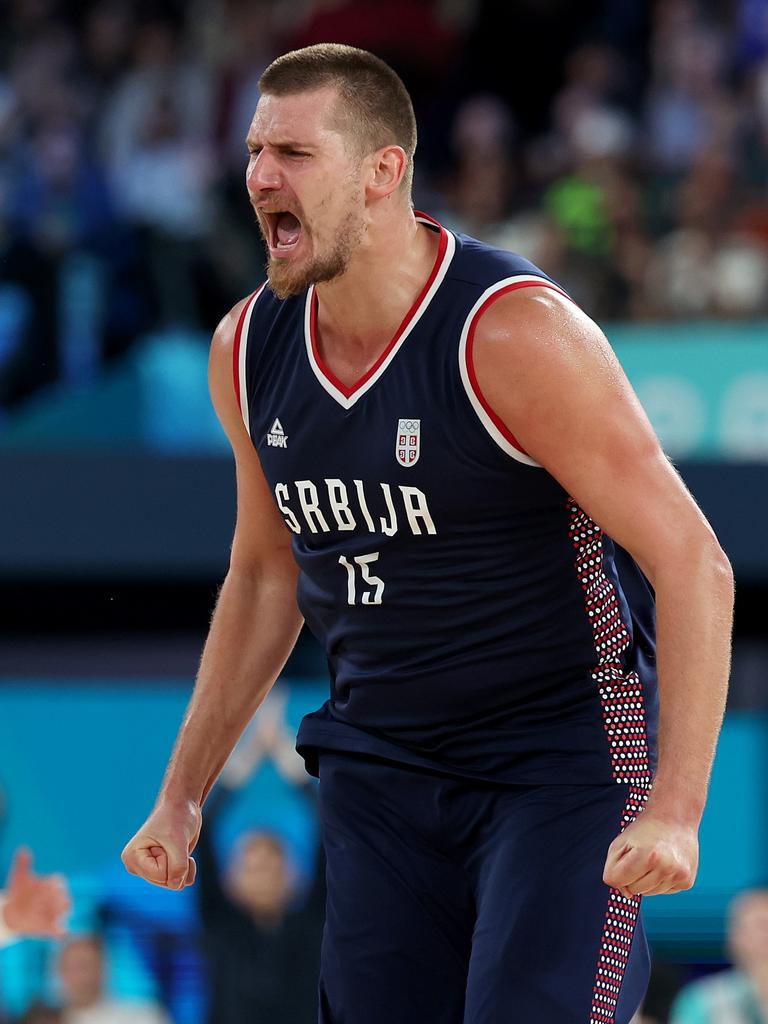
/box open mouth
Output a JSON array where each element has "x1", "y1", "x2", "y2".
[{"x1": 262, "y1": 210, "x2": 303, "y2": 255}]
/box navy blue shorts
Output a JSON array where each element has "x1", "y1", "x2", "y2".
[{"x1": 317, "y1": 752, "x2": 650, "y2": 1024}]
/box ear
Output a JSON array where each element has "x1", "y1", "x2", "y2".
[{"x1": 366, "y1": 145, "x2": 407, "y2": 200}]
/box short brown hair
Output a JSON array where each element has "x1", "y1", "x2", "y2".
[{"x1": 259, "y1": 43, "x2": 417, "y2": 194}]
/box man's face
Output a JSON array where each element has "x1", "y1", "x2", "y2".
[
  {"x1": 246, "y1": 87, "x2": 366, "y2": 298},
  {"x1": 729, "y1": 891, "x2": 768, "y2": 971},
  {"x1": 228, "y1": 833, "x2": 291, "y2": 918},
  {"x1": 58, "y1": 939, "x2": 104, "y2": 1008}
]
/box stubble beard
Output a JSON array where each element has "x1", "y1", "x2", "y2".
[{"x1": 262, "y1": 205, "x2": 365, "y2": 300}]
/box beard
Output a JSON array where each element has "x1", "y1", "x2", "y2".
[{"x1": 260, "y1": 205, "x2": 365, "y2": 300}]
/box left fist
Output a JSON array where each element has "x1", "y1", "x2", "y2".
[{"x1": 603, "y1": 815, "x2": 698, "y2": 897}]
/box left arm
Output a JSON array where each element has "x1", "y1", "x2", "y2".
[{"x1": 472, "y1": 288, "x2": 734, "y2": 897}]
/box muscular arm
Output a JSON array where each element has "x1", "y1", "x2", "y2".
[
  {"x1": 472, "y1": 289, "x2": 734, "y2": 896},
  {"x1": 122, "y1": 297, "x2": 303, "y2": 890}
]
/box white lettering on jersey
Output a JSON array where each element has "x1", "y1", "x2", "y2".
[
  {"x1": 379, "y1": 484, "x2": 398, "y2": 537},
  {"x1": 338, "y1": 552, "x2": 385, "y2": 605},
  {"x1": 295, "y1": 480, "x2": 330, "y2": 534},
  {"x1": 399, "y1": 486, "x2": 437, "y2": 535},
  {"x1": 325, "y1": 479, "x2": 356, "y2": 531},
  {"x1": 273, "y1": 479, "x2": 437, "y2": 538},
  {"x1": 275, "y1": 483, "x2": 301, "y2": 534},
  {"x1": 353, "y1": 480, "x2": 376, "y2": 532}
]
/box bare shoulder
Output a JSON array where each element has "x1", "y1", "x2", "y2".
[
  {"x1": 473, "y1": 285, "x2": 622, "y2": 382},
  {"x1": 472, "y1": 285, "x2": 642, "y2": 424},
  {"x1": 471, "y1": 283, "x2": 658, "y2": 475}
]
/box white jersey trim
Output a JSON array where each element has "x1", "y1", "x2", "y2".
[
  {"x1": 458, "y1": 274, "x2": 572, "y2": 467},
  {"x1": 236, "y1": 284, "x2": 266, "y2": 433},
  {"x1": 303, "y1": 219, "x2": 456, "y2": 410}
]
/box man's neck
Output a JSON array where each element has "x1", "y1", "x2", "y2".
[{"x1": 313, "y1": 207, "x2": 439, "y2": 373}]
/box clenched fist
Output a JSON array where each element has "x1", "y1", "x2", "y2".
[
  {"x1": 122, "y1": 798, "x2": 203, "y2": 891},
  {"x1": 603, "y1": 813, "x2": 698, "y2": 898}
]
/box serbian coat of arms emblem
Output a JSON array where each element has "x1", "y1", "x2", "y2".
[{"x1": 396, "y1": 418, "x2": 420, "y2": 467}]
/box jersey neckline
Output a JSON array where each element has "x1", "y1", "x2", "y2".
[{"x1": 303, "y1": 212, "x2": 456, "y2": 410}]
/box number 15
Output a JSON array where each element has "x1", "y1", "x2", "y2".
[{"x1": 338, "y1": 552, "x2": 385, "y2": 605}]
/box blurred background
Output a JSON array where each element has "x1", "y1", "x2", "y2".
[{"x1": 0, "y1": 0, "x2": 766, "y2": 1022}]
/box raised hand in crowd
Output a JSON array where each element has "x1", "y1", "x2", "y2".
[{"x1": 0, "y1": 848, "x2": 70, "y2": 941}]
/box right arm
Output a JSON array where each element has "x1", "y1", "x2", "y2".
[{"x1": 122, "y1": 297, "x2": 304, "y2": 891}]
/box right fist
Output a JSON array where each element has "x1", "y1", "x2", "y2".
[{"x1": 122, "y1": 798, "x2": 202, "y2": 891}]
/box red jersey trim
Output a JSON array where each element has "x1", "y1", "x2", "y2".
[
  {"x1": 464, "y1": 280, "x2": 571, "y2": 458},
  {"x1": 308, "y1": 215, "x2": 450, "y2": 400}
]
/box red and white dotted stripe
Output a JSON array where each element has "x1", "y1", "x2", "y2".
[
  {"x1": 567, "y1": 499, "x2": 652, "y2": 786},
  {"x1": 589, "y1": 786, "x2": 649, "y2": 1023},
  {"x1": 568, "y1": 498, "x2": 653, "y2": 1020}
]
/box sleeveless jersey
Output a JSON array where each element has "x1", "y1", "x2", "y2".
[{"x1": 234, "y1": 213, "x2": 659, "y2": 786}]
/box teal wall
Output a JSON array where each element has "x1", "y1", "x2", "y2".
[{"x1": 609, "y1": 323, "x2": 768, "y2": 461}]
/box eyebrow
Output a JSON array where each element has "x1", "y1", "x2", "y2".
[{"x1": 245, "y1": 138, "x2": 315, "y2": 152}]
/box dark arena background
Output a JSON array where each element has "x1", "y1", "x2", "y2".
[{"x1": 1, "y1": 2, "x2": 767, "y2": 1023}]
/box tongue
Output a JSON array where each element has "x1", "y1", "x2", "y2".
[{"x1": 276, "y1": 212, "x2": 301, "y2": 246}]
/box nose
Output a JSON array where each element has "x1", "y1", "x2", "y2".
[{"x1": 246, "y1": 149, "x2": 281, "y2": 195}]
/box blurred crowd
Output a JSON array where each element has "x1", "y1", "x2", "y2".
[{"x1": 1, "y1": 0, "x2": 768, "y2": 409}]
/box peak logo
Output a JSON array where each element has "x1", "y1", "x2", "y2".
[{"x1": 267, "y1": 418, "x2": 288, "y2": 448}]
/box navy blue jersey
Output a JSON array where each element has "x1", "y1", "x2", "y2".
[{"x1": 234, "y1": 213, "x2": 659, "y2": 785}]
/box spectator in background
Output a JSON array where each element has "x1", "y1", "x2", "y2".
[
  {"x1": 538, "y1": 102, "x2": 643, "y2": 319},
  {"x1": 56, "y1": 935, "x2": 170, "y2": 1024},
  {"x1": 442, "y1": 94, "x2": 525, "y2": 248},
  {"x1": 197, "y1": 691, "x2": 324, "y2": 1024},
  {"x1": 111, "y1": 87, "x2": 214, "y2": 327},
  {"x1": 100, "y1": 14, "x2": 214, "y2": 328},
  {"x1": 9, "y1": 110, "x2": 128, "y2": 388},
  {"x1": 0, "y1": 848, "x2": 69, "y2": 944},
  {"x1": 644, "y1": 0, "x2": 733, "y2": 175},
  {"x1": 670, "y1": 889, "x2": 768, "y2": 1023},
  {"x1": 80, "y1": 2, "x2": 136, "y2": 113},
  {"x1": 100, "y1": 14, "x2": 211, "y2": 172}
]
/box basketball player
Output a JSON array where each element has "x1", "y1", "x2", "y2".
[
  {"x1": 122, "y1": 45, "x2": 734, "y2": 1023},
  {"x1": 0, "y1": 848, "x2": 70, "y2": 943}
]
